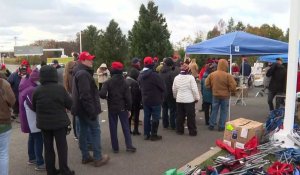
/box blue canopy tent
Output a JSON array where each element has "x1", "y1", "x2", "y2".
[
  {"x1": 186, "y1": 31, "x2": 288, "y2": 56},
  {"x1": 258, "y1": 54, "x2": 288, "y2": 63},
  {"x1": 186, "y1": 31, "x2": 288, "y2": 115}
]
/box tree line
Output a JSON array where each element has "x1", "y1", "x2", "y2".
[{"x1": 28, "y1": 2, "x2": 289, "y2": 69}]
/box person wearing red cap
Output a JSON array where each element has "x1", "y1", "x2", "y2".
[
  {"x1": 72, "y1": 51, "x2": 109, "y2": 167},
  {"x1": 0, "y1": 64, "x2": 11, "y2": 79},
  {"x1": 100, "y1": 62, "x2": 136, "y2": 153},
  {"x1": 7, "y1": 60, "x2": 31, "y2": 120},
  {"x1": 138, "y1": 56, "x2": 166, "y2": 141}
]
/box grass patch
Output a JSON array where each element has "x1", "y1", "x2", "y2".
[{"x1": 47, "y1": 57, "x2": 73, "y2": 64}]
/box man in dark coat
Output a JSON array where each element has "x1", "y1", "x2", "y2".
[
  {"x1": 239, "y1": 57, "x2": 252, "y2": 85},
  {"x1": 71, "y1": 51, "x2": 109, "y2": 167},
  {"x1": 138, "y1": 57, "x2": 165, "y2": 141},
  {"x1": 266, "y1": 58, "x2": 287, "y2": 111},
  {"x1": 159, "y1": 57, "x2": 177, "y2": 130}
]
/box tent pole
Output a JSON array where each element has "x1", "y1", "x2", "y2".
[
  {"x1": 274, "y1": 0, "x2": 300, "y2": 148},
  {"x1": 228, "y1": 54, "x2": 232, "y2": 121}
]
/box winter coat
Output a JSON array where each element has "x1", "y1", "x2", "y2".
[
  {"x1": 19, "y1": 69, "x2": 40, "y2": 133},
  {"x1": 239, "y1": 62, "x2": 252, "y2": 76},
  {"x1": 0, "y1": 78, "x2": 16, "y2": 124},
  {"x1": 71, "y1": 63, "x2": 101, "y2": 120},
  {"x1": 100, "y1": 74, "x2": 132, "y2": 112},
  {"x1": 201, "y1": 71, "x2": 213, "y2": 103},
  {"x1": 266, "y1": 63, "x2": 286, "y2": 93},
  {"x1": 205, "y1": 59, "x2": 237, "y2": 99},
  {"x1": 189, "y1": 62, "x2": 199, "y2": 78},
  {"x1": 63, "y1": 60, "x2": 78, "y2": 93},
  {"x1": 7, "y1": 71, "x2": 22, "y2": 99},
  {"x1": 172, "y1": 72, "x2": 200, "y2": 103},
  {"x1": 97, "y1": 68, "x2": 110, "y2": 83},
  {"x1": 33, "y1": 66, "x2": 72, "y2": 130},
  {"x1": 56, "y1": 66, "x2": 64, "y2": 86},
  {"x1": 138, "y1": 68, "x2": 165, "y2": 106},
  {"x1": 159, "y1": 66, "x2": 177, "y2": 102},
  {"x1": 125, "y1": 76, "x2": 142, "y2": 109}
]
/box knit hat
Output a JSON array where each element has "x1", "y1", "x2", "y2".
[
  {"x1": 164, "y1": 57, "x2": 174, "y2": 67},
  {"x1": 29, "y1": 68, "x2": 40, "y2": 82},
  {"x1": 39, "y1": 65, "x2": 58, "y2": 84},
  {"x1": 111, "y1": 62, "x2": 124, "y2": 70},
  {"x1": 144, "y1": 57, "x2": 153, "y2": 66},
  {"x1": 131, "y1": 57, "x2": 140, "y2": 64},
  {"x1": 100, "y1": 63, "x2": 107, "y2": 68},
  {"x1": 79, "y1": 51, "x2": 95, "y2": 61}
]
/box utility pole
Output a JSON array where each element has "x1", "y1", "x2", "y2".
[{"x1": 14, "y1": 36, "x2": 17, "y2": 46}]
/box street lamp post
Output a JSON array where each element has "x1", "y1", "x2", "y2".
[{"x1": 80, "y1": 31, "x2": 82, "y2": 53}]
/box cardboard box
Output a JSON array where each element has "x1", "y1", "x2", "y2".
[
  {"x1": 223, "y1": 118, "x2": 263, "y2": 149},
  {"x1": 297, "y1": 102, "x2": 300, "y2": 121}
]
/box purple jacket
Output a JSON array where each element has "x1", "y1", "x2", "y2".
[{"x1": 19, "y1": 69, "x2": 39, "y2": 133}]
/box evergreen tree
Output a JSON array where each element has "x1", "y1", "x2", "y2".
[
  {"x1": 128, "y1": 1, "x2": 173, "y2": 60},
  {"x1": 235, "y1": 21, "x2": 246, "y2": 31},
  {"x1": 80, "y1": 25, "x2": 100, "y2": 55},
  {"x1": 96, "y1": 19, "x2": 128, "y2": 67},
  {"x1": 226, "y1": 17, "x2": 235, "y2": 33}
]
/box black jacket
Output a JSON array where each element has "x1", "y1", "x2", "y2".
[
  {"x1": 33, "y1": 65, "x2": 72, "y2": 130},
  {"x1": 239, "y1": 62, "x2": 252, "y2": 76},
  {"x1": 266, "y1": 63, "x2": 287, "y2": 93},
  {"x1": 125, "y1": 76, "x2": 142, "y2": 108},
  {"x1": 138, "y1": 69, "x2": 165, "y2": 106},
  {"x1": 159, "y1": 66, "x2": 177, "y2": 101},
  {"x1": 100, "y1": 74, "x2": 132, "y2": 112},
  {"x1": 71, "y1": 63, "x2": 101, "y2": 120}
]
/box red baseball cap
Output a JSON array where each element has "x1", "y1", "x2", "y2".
[
  {"x1": 21, "y1": 59, "x2": 29, "y2": 66},
  {"x1": 144, "y1": 56, "x2": 153, "y2": 65},
  {"x1": 79, "y1": 51, "x2": 95, "y2": 61},
  {"x1": 111, "y1": 62, "x2": 124, "y2": 70}
]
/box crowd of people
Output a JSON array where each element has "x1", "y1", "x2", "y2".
[{"x1": 0, "y1": 52, "x2": 294, "y2": 175}]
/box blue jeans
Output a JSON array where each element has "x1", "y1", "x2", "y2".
[
  {"x1": 28, "y1": 132, "x2": 44, "y2": 166},
  {"x1": 143, "y1": 105, "x2": 161, "y2": 136},
  {"x1": 209, "y1": 96, "x2": 229, "y2": 129},
  {"x1": 0, "y1": 129, "x2": 11, "y2": 175},
  {"x1": 75, "y1": 116, "x2": 92, "y2": 145},
  {"x1": 78, "y1": 116, "x2": 102, "y2": 160}
]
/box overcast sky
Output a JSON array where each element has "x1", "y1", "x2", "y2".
[{"x1": 0, "y1": 0, "x2": 290, "y2": 51}]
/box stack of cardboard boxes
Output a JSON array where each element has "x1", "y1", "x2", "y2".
[{"x1": 223, "y1": 118, "x2": 263, "y2": 149}]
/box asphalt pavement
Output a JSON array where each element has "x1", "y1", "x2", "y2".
[{"x1": 8, "y1": 85, "x2": 270, "y2": 175}]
